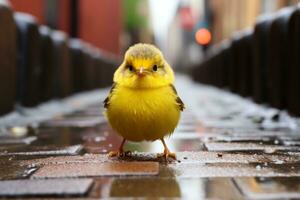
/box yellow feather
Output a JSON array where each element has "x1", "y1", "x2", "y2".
[
  {"x1": 106, "y1": 85, "x2": 180, "y2": 141},
  {"x1": 104, "y1": 43, "x2": 183, "y2": 143}
]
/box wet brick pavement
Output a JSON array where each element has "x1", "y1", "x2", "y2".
[{"x1": 0, "y1": 76, "x2": 300, "y2": 199}]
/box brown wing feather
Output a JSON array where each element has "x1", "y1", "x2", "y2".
[
  {"x1": 103, "y1": 83, "x2": 117, "y2": 109},
  {"x1": 170, "y1": 84, "x2": 185, "y2": 111}
]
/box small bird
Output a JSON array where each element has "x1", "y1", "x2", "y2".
[{"x1": 103, "y1": 43, "x2": 184, "y2": 159}]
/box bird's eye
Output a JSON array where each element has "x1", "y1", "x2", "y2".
[
  {"x1": 152, "y1": 65, "x2": 158, "y2": 71},
  {"x1": 128, "y1": 65, "x2": 133, "y2": 71}
]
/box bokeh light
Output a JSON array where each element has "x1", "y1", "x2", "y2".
[{"x1": 195, "y1": 28, "x2": 211, "y2": 45}]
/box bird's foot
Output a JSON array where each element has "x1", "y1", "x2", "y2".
[
  {"x1": 108, "y1": 150, "x2": 132, "y2": 158},
  {"x1": 157, "y1": 150, "x2": 177, "y2": 161}
]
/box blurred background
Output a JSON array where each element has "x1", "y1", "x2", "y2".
[
  {"x1": 9, "y1": 0, "x2": 300, "y2": 68},
  {"x1": 1, "y1": 0, "x2": 300, "y2": 118}
]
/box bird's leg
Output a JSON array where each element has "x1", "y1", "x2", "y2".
[
  {"x1": 157, "y1": 138, "x2": 176, "y2": 160},
  {"x1": 108, "y1": 138, "x2": 127, "y2": 157}
]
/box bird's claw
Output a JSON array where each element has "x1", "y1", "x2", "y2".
[
  {"x1": 157, "y1": 150, "x2": 177, "y2": 161},
  {"x1": 108, "y1": 150, "x2": 132, "y2": 158}
]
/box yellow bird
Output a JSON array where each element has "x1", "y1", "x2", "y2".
[{"x1": 103, "y1": 43, "x2": 184, "y2": 159}]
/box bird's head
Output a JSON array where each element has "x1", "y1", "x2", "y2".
[{"x1": 113, "y1": 43, "x2": 174, "y2": 89}]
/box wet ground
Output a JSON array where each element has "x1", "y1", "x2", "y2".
[{"x1": 0, "y1": 75, "x2": 300, "y2": 199}]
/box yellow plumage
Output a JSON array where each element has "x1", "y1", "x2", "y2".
[{"x1": 104, "y1": 43, "x2": 184, "y2": 159}]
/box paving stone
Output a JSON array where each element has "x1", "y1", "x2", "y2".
[
  {"x1": 107, "y1": 178, "x2": 181, "y2": 198},
  {"x1": 174, "y1": 151, "x2": 300, "y2": 164},
  {"x1": 202, "y1": 178, "x2": 244, "y2": 200},
  {"x1": 0, "y1": 136, "x2": 36, "y2": 145},
  {"x1": 173, "y1": 130, "x2": 288, "y2": 143},
  {"x1": 0, "y1": 144, "x2": 83, "y2": 156},
  {"x1": 19, "y1": 152, "x2": 300, "y2": 172},
  {"x1": 201, "y1": 119, "x2": 258, "y2": 129},
  {"x1": 34, "y1": 127, "x2": 93, "y2": 148},
  {"x1": 172, "y1": 132, "x2": 203, "y2": 139},
  {"x1": 65, "y1": 109, "x2": 102, "y2": 117},
  {"x1": 205, "y1": 142, "x2": 300, "y2": 153},
  {"x1": 32, "y1": 162, "x2": 159, "y2": 178},
  {"x1": 175, "y1": 124, "x2": 197, "y2": 132},
  {"x1": 169, "y1": 139, "x2": 204, "y2": 151},
  {"x1": 19, "y1": 155, "x2": 103, "y2": 166},
  {"x1": 199, "y1": 131, "x2": 299, "y2": 146},
  {"x1": 203, "y1": 128, "x2": 294, "y2": 136},
  {"x1": 202, "y1": 131, "x2": 300, "y2": 143},
  {"x1": 202, "y1": 134, "x2": 274, "y2": 143},
  {"x1": 0, "y1": 178, "x2": 93, "y2": 196},
  {"x1": 0, "y1": 160, "x2": 37, "y2": 180},
  {"x1": 41, "y1": 117, "x2": 106, "y2": 127},
  {"x1": 234, "y1": 177, "x2": 300, "y2": 199},
  {"x1": 167, "y1": 163, "x2": 300, "y2": 178},
  {"x1": 283, "y1": 140, "x2": 300, "y2": 146}
]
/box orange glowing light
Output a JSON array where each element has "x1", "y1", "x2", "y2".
[{"x1": 195, "y1": 28, "x2": 212, "y2": 45}]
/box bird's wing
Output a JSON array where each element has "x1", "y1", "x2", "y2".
[
  {"x1": 170, "y1": 84, "x2": 185, "y2": 111},
  {"x1": 103, "y1": 83, "x2": 117, "y2": 109}
]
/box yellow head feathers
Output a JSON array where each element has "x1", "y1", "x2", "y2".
[{"x1": 113, "y1": 43, "x2": 174, "y2": 89}]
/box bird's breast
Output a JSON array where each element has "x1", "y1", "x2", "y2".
[{"x1": 106, "y1": 86, "x2": 181, "y2": 141}]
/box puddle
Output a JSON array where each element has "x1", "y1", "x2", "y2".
[{"x1": 90, "y1": 177, "x2": 242, "y2": 199}]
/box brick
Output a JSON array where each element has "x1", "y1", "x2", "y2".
[
  {"x1": 167, "y1": 162, "x2": 300, "y2": 178},
  {"x1": 207, "y1": 135, "x2": 273, "y2": 143},
  {"x1": 175, "y1": 124, "x2": 197, "y2": 132},
  {"x1": 201, "y1": 119, "x2": 258, "y2": 129},
  {"x1": 283, "y1": 140, "x2": 300, "y2": 146},
  {"x1": 0, "y1": 162, "x2": 37, "y2": 180},
  {"x1": 0, "y1": 144, "x2": 82, "y2": 156},
  {"x1": 234, "y1": 177, "x2": 300, "y2": 199},
  {"x1": 41, "y1": 117, "x2": 105, "y2": 127},
  {"x1": 20, "y1": 152, "x2": 300, "y2": 167},
  {"x1": 205, "y1": 142, "x2": 300, "y2": 153},
  {"x1": 0, "y1": 136, "x2": 36, "y2": 145},
  {"x1": 0, "y1": 178, "x2": 93, "y2": 196},
  {"x1": 107, "y1": 178, "x2": 181, "y2": 198},
  {"x1": 174, "y1": 152, "x2": 300, "y2": 165},
  {"x1": 205, "y1": 128, "x2": 300, "y2": 139},
  {"x1": 33, "y1": 162, "x2": 159, "y2": 178},
  {"x1": 172, "y1": 132, "x2": 203, "y2": 139},
  {"x1": 187, "y1": 178, "x2": 243, "y2": 200},
  {"x1": 20, "y1": 154, "x2": 113, "y2": 166}
]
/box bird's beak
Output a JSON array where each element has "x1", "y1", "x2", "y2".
[{"x1": 137, "y1": 67, "x2": 145, "y2": 77}]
